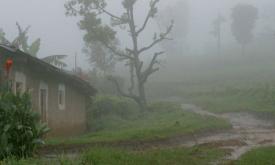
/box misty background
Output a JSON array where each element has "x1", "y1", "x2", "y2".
[{"x1": 1, "y1": 0, "x2": 275, "y2": 82}]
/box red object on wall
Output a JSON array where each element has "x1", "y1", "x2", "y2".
[{"x1": 5, "y1": 58, "x2": 13, "y2": 74}]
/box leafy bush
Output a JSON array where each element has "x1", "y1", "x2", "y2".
[
  {"x1": 0, "y1": 92, "x2": 49, "y2": 160},
  {"x1": 87, "y1": 95, "x2": 139, "y2": 131},
  {"x1": 89, "y1": 95, "x2": 139, "y2": 119}
]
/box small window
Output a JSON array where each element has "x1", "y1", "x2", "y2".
[{"x1": 58, "y1": 84, "x2": 65, "y2": 110}]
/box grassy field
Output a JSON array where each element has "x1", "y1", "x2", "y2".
[
  {"x1": 232, "y1": 146, "x2": 275, "y2": 165},
  {"x1": 187, "y1": 91, "x2": 275, "y2": 114},
  {"x1": 47, "y1": 101, "x2": 231, "y2": 145},
  {"x1": 150, "y1": 81, "x2": 275, "y2": 118},
  {"x1": 186, "y1": 85, "x2": 275, "y2": 121},
  {"x1": 1, "y1": 146, "x2": 227, "y2": 165}
]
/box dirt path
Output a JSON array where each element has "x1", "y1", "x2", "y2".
[
  {"x1": 181, "y1": 104, "x2": 275, "y2": 161},
  {"x1": 40, "y1": 103, "x2": 275, "y2": 163}
]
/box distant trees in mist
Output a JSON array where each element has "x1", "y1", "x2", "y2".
[
  {"x1": 210, "y1": 14, "x2": 226, "y2": 56},
  {"x1": 157, "y1": 0, "x2": 189, "y2": 56},
  {"x1": 231, "y1": 4, "x2": 258, "y2": 56}
]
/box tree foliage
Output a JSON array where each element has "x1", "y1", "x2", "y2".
[
  {"x1": 65, "y1": 0, "x2": 173, "y2": 110},
  {"x1": 0, "y1": 23, "x2": 41, "y2": 57},
  {"x1": 83, "y1": 42, "x2": 116, "y2": 75},
  {"x1": 78, "y1": 10, "x2": 117, "y2": 74},
  {"x1": 231, "y1": 4, "x2": 258, "y2": 54},
  {"x1": 0, "y1": 92, "x2": 49, "y2": 160},
  {"x1": 0, "y1": 23, "x2": 68, "y2": 68}
]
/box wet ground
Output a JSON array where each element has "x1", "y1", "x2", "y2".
[
  {"x1": 41, "y1": 103, "x2": 275, "y2": 164},
  {"x1": 181, "y1": 104, "x2": 275, "y2": 162}
]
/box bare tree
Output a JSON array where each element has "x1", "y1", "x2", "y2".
[
  {"x1": 65, "y1": 0, "x2": 173, "y2": 110},
  {"x1": 210, "y1": 13, "x2": 226, "y2": 56}
]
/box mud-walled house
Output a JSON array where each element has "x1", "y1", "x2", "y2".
[{"x1": 0, "y1": 45, "x2": 96, "y2": 137}]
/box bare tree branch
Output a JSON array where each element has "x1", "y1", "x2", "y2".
[
  {"x1": 97, "y1": 5, "x2": 123, "y2": 21},
  {"x1": 127, "y1": 6, "x2": 139, "y2": 55},
  {"x1": 149, "y1": 51, "x2": 164, "y2": 69},
  {"x1": 101, "y1": 41, "x2": 134, "y2": 60},
  {"x1": 128, "y1": 62, "x2": 135, "y2": 95},
  {"x1": 66, "y1": 0, "x2": 174, "y2": 110},
  {"x1": 108, "y1": 76, "x2": 139, "y2": 101},
  {"x1": 136, "y1": 0, "x2": 159, "y2": 35},
  {"x1": 138, "y1": 22, "x2": 173, "y2": 55},
  {"x1": 140, "y1": 51, "x2": 164, "y2": 83}
]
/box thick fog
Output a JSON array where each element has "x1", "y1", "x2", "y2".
[{"x1": 0, "y1": 0, "x2": 274, "y2": 75}]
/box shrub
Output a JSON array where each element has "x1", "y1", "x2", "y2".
[
  {"x1": 0, "y1": 92, "x2": 49, "y2": 160},
  {"x1": 89, "y1": 95, "x2": 139, "y2": 119},
  {"x1": 87, "y1": 95, "x2": 139, "y2": 131}
]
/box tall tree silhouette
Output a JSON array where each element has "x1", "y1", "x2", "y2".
[
  {"x1": 231, "y1": 4, "x2": 258, "y2": 55},
  {"x1": 65, "y1": 0, "x2": 173, "y2": 110},
  {"x1": 210, "y1": 13, "x2": 226, "y2": 56}
]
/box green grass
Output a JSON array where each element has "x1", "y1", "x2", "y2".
[
  {"x1": 0, "y1": 156, "x2": 83, "y2": 165},
  {"x1": 46, "y1": 102, "x2": 231, "y2": 145},
  {"x1": 79, "y1": 146, "x2": 225, "y2": 165},
  {"x1": 1, "y1": 146, "x2": 227, "y2": 165},
  {"x1": 168, "y1": 82, "x2": 275, "y2": 119},
  {"x1": 188, "y1": 94, "x2": 275, "y2": 115},
  {"x1": 233, "y1": 146, "x2": 275, "y2": 165}
]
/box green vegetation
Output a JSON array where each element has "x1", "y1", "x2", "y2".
[
  {"x1": 148, "y1": 80, "x2": 275, "y2": 119},
  {"x1": 47, "y1": 95, "x2": 230, "y2": 145},
  {"x1": 79, "y1": 146, "x2": 225, "y2": 165},
  {"x1": 0, "y1": 23, "x2": 41, "y2": 57},
  {"x1": 233, "y1": 146, "x2": 275, "y2": 165},
  {"x1": 0, "y1": 92, "x2": 49, "y2": 160},
  {"x1": 87, "y1": 95, "x2": 140, "y2": 132},
  {"x1": 1, "y1": 146, "x2": 226, "y2": 165},
  {"x1": 66, "y1": 0, "x2": 174, "y2": 110},
  {"x1": 182, "y1": 83, "x2": 275, "y2": 118}
]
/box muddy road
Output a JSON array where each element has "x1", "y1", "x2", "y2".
[{"x1": 181, "y1": 104, "x2": 275, "y2": 161}]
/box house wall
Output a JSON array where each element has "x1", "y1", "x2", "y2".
[{"x1": 11, "y1": 66, "x2": 88, "y2": 137}]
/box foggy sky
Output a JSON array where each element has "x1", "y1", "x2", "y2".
[{"x1": 0, "y1": 0, "x2": 274, "y2": 70}]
